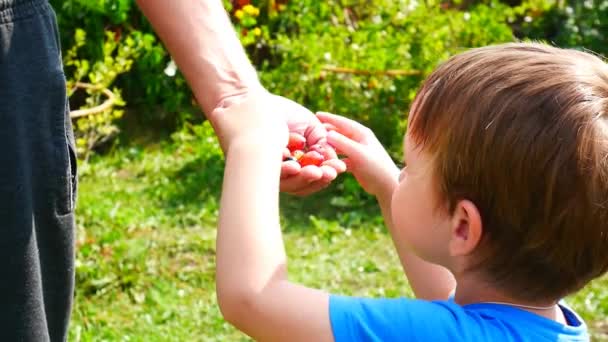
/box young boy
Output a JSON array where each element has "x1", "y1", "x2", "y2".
[{"x1": 211, "y1": 42, "x2": 608, "y2": 341}]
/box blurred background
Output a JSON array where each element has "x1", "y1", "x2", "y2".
[{"x1": 48, "y1": 0, "x2": 607, "y2": 340}]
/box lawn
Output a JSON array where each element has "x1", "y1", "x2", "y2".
[{"x1": 69, "y1": 122, "x2": 608, "y2": 341}]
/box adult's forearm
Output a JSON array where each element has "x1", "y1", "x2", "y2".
[{"x1": 136, "y1": 0, "x2": 262, "y2": 115}]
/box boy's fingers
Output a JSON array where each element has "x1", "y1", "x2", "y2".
[
  {"x1": 323, "y1": 123, "x2": 338, "y2": 132},
  {"x1": 316, "y1": 112, "x2": 367, "y2": 141},
  {"x1": 326, "y1": 130, "x2": 363, "y2": 159}
]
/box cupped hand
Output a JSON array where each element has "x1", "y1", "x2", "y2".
[
  {"x1": 317, "y1": 111, "x2": 400, "y2": 198},
  {"x1": 209, "y1": 90, "x2": 346, "y2": 195}
]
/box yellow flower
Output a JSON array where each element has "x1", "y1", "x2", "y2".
[
  {"x1": 243, "y1": 4, "x2": 259, "y2": 16},
  {"x1": 234, "y1": 9, "x2": 244, "y2": 20},
  {"x1": 252, "y1": 27, "x2": 262, "y2": 37}
]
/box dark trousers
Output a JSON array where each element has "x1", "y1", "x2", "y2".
[{"x1": 0, "y1": 0, "x2": 76, "y2": 340}]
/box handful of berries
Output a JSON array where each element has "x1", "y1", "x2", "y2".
[{"x1": 283, "y1": 133, "x2": 330, "y2": 167}]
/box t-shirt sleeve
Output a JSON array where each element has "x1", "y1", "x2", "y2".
[{"x1": 329, "y1": 295, "x2": 470, "y2": 342}]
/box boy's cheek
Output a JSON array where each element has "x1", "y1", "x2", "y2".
[
  {"x1": 391, "y1": 184, "x2": 431, "y2": 249},
  {"x1": 390, "y1": 186, "x2": 411, "y2": 235}
]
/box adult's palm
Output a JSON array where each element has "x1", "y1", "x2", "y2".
[{"x1": 210, "y1": 91, "x2": 346, "y2": 196}]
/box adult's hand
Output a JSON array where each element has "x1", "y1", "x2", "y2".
[{"x1": 210, "y1": 91, "x2": 346, "y2": 196}]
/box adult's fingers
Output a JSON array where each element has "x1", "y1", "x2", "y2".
[
  {"x1": 295, "y1": 114, "x2": 327, "y2": 148},
  {"x1": 309, "y1": 142, "x2": 338, "y2": 161},
  {"x1": 283, "y1": 147, "x2": 292, "y2": 160},
  {"x1": 322, "y1": 158, "x2": 347, "y2": 174},
  {"x1": 319, "y1": 165, "x2": 338, "y2": 183},
  {"x1": 280, "y1": 166, "x2": 323, "y2": 193},
  {"x1": 281, "y1": 160, "x2": 301, "y2": 179},
  {"x1": 290, "y1": 181, "x2": 332, "y2": 197},
  {"x1": 287, "y1": 162, "x2": 347, "y2": 196}
]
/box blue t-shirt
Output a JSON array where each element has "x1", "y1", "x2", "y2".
[{"x1": 329, "y1": 296, "x2": 589, "y2": 341}]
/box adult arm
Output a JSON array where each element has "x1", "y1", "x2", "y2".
[
  {"x1": 135, "y1": 0, "x2": 260, "y2": 115},
  {"x1": 135, "y1": 0, "x2": 346, "y2": 194}
]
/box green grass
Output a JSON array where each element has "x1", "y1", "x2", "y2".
[{"x1": 69, "y1": 123, "x2": 608, "y2": 341}]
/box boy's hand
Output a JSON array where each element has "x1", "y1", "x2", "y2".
[
  {"x1": 210, "y1": 89, "x2": 288, "y2": 152},
  {"x1": 317, "y1": 112, "x2": 400, "y2": 200},
  {"x1": 210, "y1": 91, "x2": 346, "y2": 195}
]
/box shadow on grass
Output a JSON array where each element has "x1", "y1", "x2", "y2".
[
  {"x1": 145, "y1": 150, "x2": 382, "y2": 232},
  {"x1": 143, "y1": 153, "x2": 224, "y2": 225},
  {"x1": 279, "y1": 180, "x2": 382, "y2": 232}
]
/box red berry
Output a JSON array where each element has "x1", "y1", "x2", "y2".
[
  {"x1": 299, "y1": 151, "x2": 324, "y2": 167},
  {"x1": 287, "y1": 133, "x2": 306, "y2": 152}
]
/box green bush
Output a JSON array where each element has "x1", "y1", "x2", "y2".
[
  {"x1": 513, "y1": 0, "x2": 608, "y2": 56},
  {"x1": 51, "y1": 0, "x2": 194, "y2": 120},
  {"x1": 52, "y1": 1, "x2": 516, "y2": 152},
  {"x1": 259, "y1": 0, "x2": 515, "y2": 157},
  {"x1": 52, "y1": 0, "x2": 608, "y2": 204},
  {"x1": 49, "y1": 0, "x2": 521, "y2": 205},
  {"x1": 64, "y1": 28, "x2": 143, "y2": 160},
  {"x1": 51, "y1": 0, "x2": 607, "y2": 152}
]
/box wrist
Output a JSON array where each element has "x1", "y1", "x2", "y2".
[
  {"x1": 213, "y1": 85, "x2": 267, "y2": 113},
  {"x1": 227, "y1": 135, "x2": 285, "y2": 160}
]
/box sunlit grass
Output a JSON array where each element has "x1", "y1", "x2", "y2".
[{"x1": 69, "y1": 124, "x2": 607, "y2": 341}]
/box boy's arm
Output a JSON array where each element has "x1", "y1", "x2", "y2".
[
  {"x1": 216, "y1": 135, "x2": 333, "y2": 341},
  {"x1": 318, "y1": 112, "x2": 456, "y2": 300}
]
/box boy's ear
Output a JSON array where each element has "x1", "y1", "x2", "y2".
[{"x1": 448, "y1": 200, "x2": 483, "y2": 257}]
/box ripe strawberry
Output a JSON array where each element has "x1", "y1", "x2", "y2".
[
  {"x1": 299, "y1": 151, "x2": 324, "y2": 167},
  {"x1": 287, "y1": 133, "x2": 306, "y2": 152}
]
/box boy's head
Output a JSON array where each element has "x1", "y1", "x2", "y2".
[{"x1": 396, "y1": 42, "x2": 608, "y2": 302}]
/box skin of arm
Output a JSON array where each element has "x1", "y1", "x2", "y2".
[
  {"x1": 319, "y1": 112, "x2": 456, "y2": 300},
  {"x1": 135, "y1": 0, "x2": 347, "y2": 194},
  {"x1": 210, "y1": 96, "x2": 334, "y2": 341},
  {"x1": 135, "y1": 0, "x2": 261, "y2": 115},
  {"x1": 216, "y1": 138, "x2": 333, "y2": 341}
]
